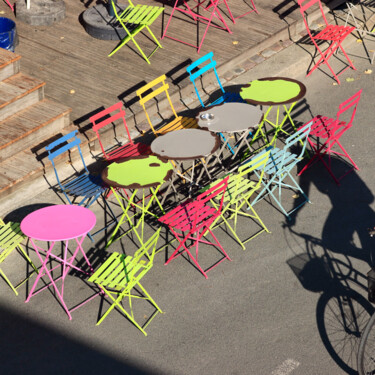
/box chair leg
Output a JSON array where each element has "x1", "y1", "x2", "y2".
[{"x1": 0, "y1": 267, "x2": 18, "y2": 295}]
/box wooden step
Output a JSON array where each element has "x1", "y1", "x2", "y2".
[
  {"x1": 0, "y1": 99, "x2": 71, "y2": 161},
  {"x1": 0, "y1": 72, "x2": 45, "y2": 121},
  {"x1": 0, "y1": 124, "x2": 94, "y2": 216},
  {"x1": 0, "y1": 49, "x2": 21, "y2": 81}
]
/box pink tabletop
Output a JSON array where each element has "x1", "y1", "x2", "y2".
[{"x1": 21, "y1": 205, "x2": 96, "y2": 241}]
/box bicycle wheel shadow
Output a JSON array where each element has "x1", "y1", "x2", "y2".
[{"x1": 286, "y1": 230, "x2": 374, "y2": 375}]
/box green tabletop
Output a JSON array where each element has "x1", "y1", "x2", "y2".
[
  {"x1": 240, "y1": 77, "x2": 306, "y2": 106},
  {"x1": 102, "y1": 155, "x2": 173, "y2": 189}
]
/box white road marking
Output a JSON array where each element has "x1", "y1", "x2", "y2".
[{"x1": 271, "y1": 359, "x2": 300, "y2": 375}]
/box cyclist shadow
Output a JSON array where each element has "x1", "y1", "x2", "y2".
[{"x1": 286, "y1": 231, "x2": 374, "y2": 375}]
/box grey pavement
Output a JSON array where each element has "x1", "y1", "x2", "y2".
[{"x1": 2, "y1": 12, "x2": 375, "y2": 375}]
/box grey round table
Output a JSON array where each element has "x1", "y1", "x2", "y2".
[{"x1": 196, "y1": 102, "x2": 263, "y2": 159}]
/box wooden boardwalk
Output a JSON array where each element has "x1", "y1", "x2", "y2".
[{"x1": 0, "y1": 0, "x2": 324, "y2": 132}]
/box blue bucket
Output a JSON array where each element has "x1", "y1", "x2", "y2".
[{"x1": 0, "y1": 17, "x2": 16, "y2": 52}]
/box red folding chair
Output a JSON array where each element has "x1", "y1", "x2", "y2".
[
  {"x1": 158, "y1": 176, "x2": 231, "y2": 279},
  {"x1": 162, "y1": 0, "x2": 233, "y2": 53},
  {"x1": 214, "y1": 0, "x2": 258, "y2": 23},
  {"x1": 298, "y1": 89, "x2": 362, "y2": 184},
  {"x1": 298, "y1": 0, "x2": 356, "y2": 84}
]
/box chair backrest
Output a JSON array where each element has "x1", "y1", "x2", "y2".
[
  {"x1": 90, "y1": 102, "x2": 133, "y2": 159},
  {"x1": 45, "y1": 130, "x2": 88, "y2": 186},
  {"x1": 196, "y1": 175, "x2": 229, "y2": 213},
  {"x1": 136, "y1": 75, "x2": 178, "y2": 135},
  {"x1": 283, "y1": 120, "x2": 312, "y2": 159},
  {"x1": 298, "y1": 0, "x2": 328, "y2": 33},
  {"x1": 335, "y1": 89, "x2": 362, "y2": 131},
  {"x1": 186, "y1": 51, "x2": 225, "y2": 108}
]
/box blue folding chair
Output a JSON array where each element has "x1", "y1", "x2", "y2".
[
  {"x1": 186, "y1": 51, "x2": 247, "y2": 155},
  {"x1": 45, "y1": 130, "x2": 116, "y2": 241},
  {"x1": 250, "y1": 121, "x2": 312, "y2": 219}
]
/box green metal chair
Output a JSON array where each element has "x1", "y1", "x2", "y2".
[
  {"x1": 88, "y1": 229, "x2": 162, "y2": 335},
  {"x1": 108, "y1": 0, "x2": 164, "y2": 64},
  {"x1": 0, "y1": 218, "x2": 38, "y2": 295},
  {"x1": 204, "y1": 149, "x2": 271, "y2": 249}
]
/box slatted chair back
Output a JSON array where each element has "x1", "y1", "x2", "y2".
[
  {"x1": 196, "y1": 175, "x2": 229, "y2": 213},
  {"x1": 136, "y1": 74, "x2": 178, "y2": 135},
  {"x1": 90, "y1": 102, "x2": 133, "y2": 159},
  {"x1": 299, "y1": 0, "x2": 329, "y2": 31},
  {"x1": 335, "y1": 89, "x2": 362, "y2": 131}
]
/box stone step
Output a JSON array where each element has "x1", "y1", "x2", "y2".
[
  {"x1": 0, "y1": 99, "x2": 72, "y2": 161},
  {"x1": 0, "y1": 72, "x2": 45, "y2": 122},
  {"x1": 0, "y1": 48, "x2": 21, "y2": 81},
  {"x1": 0, "y1": 124, "x2": 93, "y2": 215}
]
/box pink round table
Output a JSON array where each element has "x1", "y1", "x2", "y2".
[{"x1": 21, "y1": 205, "x2": 98, "y2": 320}]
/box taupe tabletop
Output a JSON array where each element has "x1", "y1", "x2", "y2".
[
  {"x1": 197, "y1": 102, "x2": 263, "y2": 133},
  {"x1": 151, "y1": 129, "x2": 220, "y2": 160}
]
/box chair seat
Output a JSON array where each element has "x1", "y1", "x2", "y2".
[
  {"x1": 63, "y1": 172, "x2": 105, "y2": 198},
  {"x1": 308, "y1": 116, "x2": 346, "y2": 139},
  {"x1": 106, "y1": 142, "x2": 151, "y2": 161},
  {"x1": 264, "y1": 148, "x2": 300, "y2": 175},
  {"x1": 157, "y1": 116, "x2": 198, "y2": 134},
  {"x1": 159, "y1": 200, "x2": 218, "y2": 231},
  {"x1": 120, "y1": 4, "x2": 164, "y2": 26},
  {"x1": 0, "y1": 222, "x2": 25, "y2": 260},
  {"x1": 314, "y1": 24, "x2": 354, "y2": 42}
]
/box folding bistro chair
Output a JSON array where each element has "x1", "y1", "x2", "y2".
[
  {"x1": 45, "y1": 130, "x2": 116, "y2": 240},
  {"x1": 108, "y1": 0, "x2": 164, "y2": 64},
  {"x1": 298, "y1": 0, "x2": 356, "y2": 84},
  {"x1": 298, "y1": 90, "x2": 362, "y2": 184},
  {"x1": 90, "y1": 102, "x2": 150, "y2": 162},
  {"x1": 89, "y1": 229, "x2": 162, "y2": 336},
  {"x1": 344, "y1": 1, "x2": 375, "y2": 64},
  {"x1": 202, "y1": 149, "x2": 271, "y2": 249},
  {"x1": 213, "y1": 0, "x2": 258, "y2": 23},
  {"x1": 162, "y1": 0, "x2": 233, "y2": 53},
  {"x1": 187, "y1": 51, "x2": 246, "y2": 155},
  {"x1": 251, "y1": 121, "x2": 312, "y2": 219},
  {"x1": 0, "y1": 218, "x2": 38, "y2": 295},
  {"x1": 136, "y1": 74, "x2": 198, "y2": 136},
  {"x1": 158, "y1": 177, "x2": 231, "y2": 279}
]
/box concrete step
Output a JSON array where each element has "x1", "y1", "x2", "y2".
[
  {"x1": 0, "y1": 72, "x2": 45, "y2": 121},
  {"x1": 0, "y1": 99, "x2": 72, "y2": 161},
  {"x1": 0, "y1": 48, "x2": 21, "y2": 81},
  {"x1": 0, "y1": 124, "x2": 93, "y2": 215}
]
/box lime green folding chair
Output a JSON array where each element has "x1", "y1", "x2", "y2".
[
  {"x1": 109, "y1": 0, "x2": 164, "y2": 64},
  {"x1": 0, "y1": 218, "x2": 38, "y2": 295},
  {"x1": 89, "y1": 229, "x2": 162, "y2": 335},
  {"x1": 203, "y1": 149, "x2": 271, "y2": 249}
]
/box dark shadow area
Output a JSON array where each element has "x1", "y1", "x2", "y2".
[{"x1": 0, "y1": 302, "x2": 168, "y2": 374}]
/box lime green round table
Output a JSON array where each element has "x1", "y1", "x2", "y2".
[
  {"x1": 102, "y1": 155, "x2": 173, "y2": 248},
  {"x1": 240, "y1": 77, "x2": 306, "y2": 147}
]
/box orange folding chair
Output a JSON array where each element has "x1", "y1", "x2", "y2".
[{"x1": 298, "y1": 0, "x2": 356, "y2": 84}]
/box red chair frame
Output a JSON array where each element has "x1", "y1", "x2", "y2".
[
  {"x1": 298, "y1": 89, "x2": 362, "y2": 184},
  {"x1": 298, "y1": 0, "x2": 356, "y2": 84}
]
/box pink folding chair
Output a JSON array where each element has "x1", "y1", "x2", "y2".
[
  {"x1": 162, "y1": 0, "x2": 233, "y2": 53},
  {"x1": 298, "y1": 0, "x2": 356, "y2": 84},
  {"x1": 213, "y1": 0, "x2": 258, "y2": 23},
  {"x1": 158, "y1": 176, "x2": 231, "y2": 279},
  {"x1": 298, "y1": 89, "x2": 362, "y2": 184}
]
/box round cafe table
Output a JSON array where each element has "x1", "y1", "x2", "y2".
[
  {"x1": 240, "y1": 77, "x2": 306, "y2": 146},
  {"x1": 101, "y1": 155, "x2": 173, "y2": 248},
  {"x1": 196, "y1": 102, "x2": 263, "y2": 159},
  {"x1": 21, "y1": 205, "x2": 97, "y2": 320}
]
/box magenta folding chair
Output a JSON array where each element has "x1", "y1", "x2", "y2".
[
  {"x1": 158, "y1": 176, "x2": 231, "y2": 279},
  {"x1": 162, "y1": 0, "x2": 233, "y2": 53},
  {"x1": 298, "y1": 0, "x2": 356, "y2": 84},
  {"x1": 298, "y1": 89, "x2": 362, "y2": 184},
  {"x1": 213, "y1": 0, "x2": 258, "y2": 23}
]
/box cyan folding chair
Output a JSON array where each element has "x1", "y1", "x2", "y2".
[
  {"x1": 90, "y1": 102, "x2": 150, "y2": 162},
  {"x1": 108, "y1": 0, "x2": 164, "y2": 64},
  {"x1": 251, "y1": 121, "x2": 312, "y2": 219},
  {"x1": 45, "y1": 130, "x2": 116, "y2": 240},
  {"x1": 162, "y1": 0, "x2": 232, "y2": 53},
  {"x1": 202, "y1": 149, "x2": 271, "y2": 249},
  {"x1": 298, "y1": 90, "x2": 362, "y2": 184},
  {"x1": 0, "y1": 218, "x2": 38, "y2": 295},
  {"x1": 298, "y1": 0, "x2": 356, "y2": 84},
  {"x1": 187, "y1": 51, "x2": 246, "y2": 155},
  {"x1": 159, "y1": 177, "x2": 231, "y2": 279},
  {"x1": 88, "y1": 229, "x2": 162, "y2": 336}
]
